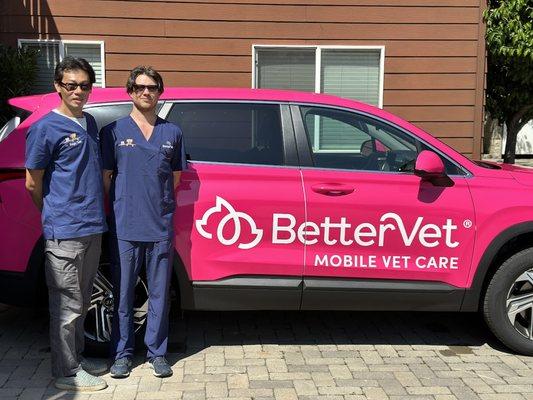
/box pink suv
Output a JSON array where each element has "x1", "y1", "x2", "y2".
[{"x1": 2, "y1": 88, "x2": 533, "y2": 355}]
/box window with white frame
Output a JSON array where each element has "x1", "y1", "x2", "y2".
[
  {"x1": 19, "y1": 40, "x2": 105, "y2": 93},
  {"x1": 254, "y1": 46, "x2": 384, "y2": 152}
]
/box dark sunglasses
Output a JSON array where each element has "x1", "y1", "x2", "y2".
[
  {"x1": 132, "y1": 84, "x2": 160, "y2": 94},
  {"x1": 58, "y1": 81, "x2": 92, "y2": 92}
]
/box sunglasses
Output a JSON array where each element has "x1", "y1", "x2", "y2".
[
  {"x1": 58, "y1": 81, "x2": 92, "y2": 92},
  {"x1": 132, "y1": 84, "x2": 160, "y2": 94}
]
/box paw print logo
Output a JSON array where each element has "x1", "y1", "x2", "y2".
[
  {"x1": 64, "y1": 133, "x2": 81, "y2": 145},
  {"x1": 119, "y1": 138, "x2": 136, "y2": 147}
]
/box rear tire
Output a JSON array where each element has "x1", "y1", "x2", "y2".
[{"x1": 483, "y1": 248, "x2": 533, "y2": 355}]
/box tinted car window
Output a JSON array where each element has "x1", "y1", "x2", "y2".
[
  {"x1": 85, "y1": 103, "x2": 133, "y2": 131},
  {"x1": 85, "y1": 103, "x2": 164, "y2": 131},
  {"x1": 167, "y1": 103, "x2": 284, "y2": 166},
  {"x1": 300, "y1": 106, "x2": 462, "y2": 175}
]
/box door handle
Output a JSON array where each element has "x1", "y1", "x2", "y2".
[{"x1": 311, "y1": 183, "x2": 354, "y2": 196}]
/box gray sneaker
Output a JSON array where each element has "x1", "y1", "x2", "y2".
[
  {"x1": 148, "y1": 356, "x2": 173, "y2": 378},
  {"x1": 54, "y1": 369, "x2": 107, "y2": 391},
  {"x1": 110, "y1": 357, "x2": 133, "y2": 378},
  {"x1": 80, "y1": 357, "x2": 108, "y2": 375}
]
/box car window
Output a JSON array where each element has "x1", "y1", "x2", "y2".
[
  {"x1": 85, "y1": 103, "x2": 164, "y2": 131},
  {"x1": 300, "y1": 106, "x2": 462, "y2": 175},
  {"x1": 167, "y1": 102, "x2": 284, "y2": 166},
  {"x1": 84, "y1": 103, "x2": 133, "y2": 131}
]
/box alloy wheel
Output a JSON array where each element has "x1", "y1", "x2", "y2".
[
  {"x1": 85, "y1": 262, "x2": 149, "y2": 343},
  {"x1": 506, "y1": 269, "x2": 533, "y2": 340}
]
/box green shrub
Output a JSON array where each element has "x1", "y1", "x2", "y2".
[
  {"x1": 0, "y1": 45, "x2": 38, "y2": 125},
  {"x1": 484, "y1": 0, "x2": 533, "y2": 163}
]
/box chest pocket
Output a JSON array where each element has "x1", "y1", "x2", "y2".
[
  {"x1": 160, "y1": 147, "x2": 173, "y2": 160},
  {"x1": 116, "y1": 142, "x2": 140, "y2": 172},
  {"x1": 158, "y1": 145, "x2": 174, "y2": 175}
]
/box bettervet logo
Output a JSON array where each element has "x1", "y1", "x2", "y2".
[{"x1": 195, "y1": 197, "x2": 462, "y2": 250}]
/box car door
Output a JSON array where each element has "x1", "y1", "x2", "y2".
[
  {"x1": 164, "y1": 102, "x2": 305, "y2": 309},
  {"x1": 291, "y1": 104, "x2": 476, "y2": 311}
]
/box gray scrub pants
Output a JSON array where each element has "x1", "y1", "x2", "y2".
[{"x1": 44, "y1": 234, "x2": 102, "y2": 378}]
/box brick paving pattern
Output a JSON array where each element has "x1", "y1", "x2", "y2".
[{"x1": 1, "y1": 305, "x2": 532, "y2": 400}]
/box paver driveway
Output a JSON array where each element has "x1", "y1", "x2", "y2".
[{"x1": 1, "y1": 305, "x2": 532, "y2": 400}]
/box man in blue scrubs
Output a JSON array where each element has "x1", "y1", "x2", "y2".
[
  {"x1": 102, "y1": 66, "x2": 184, "y2": 378},
  {"x1": 25, "y1": 57, "x2": 108, "y2": 391}
]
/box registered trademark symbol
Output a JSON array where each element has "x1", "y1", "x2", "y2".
[{"x1": 463, "y1": 219, "x2": 473, "y2": 228}]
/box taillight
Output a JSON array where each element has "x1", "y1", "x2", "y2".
[{"x1": 0, "y1": 169, "x2": 25, "y2": 183}]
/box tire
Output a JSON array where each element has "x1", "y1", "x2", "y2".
[
  {"x1": 483, "y1": 248, "x2": 533, "y2": 355},
  {"x1": 83, "y1": 259, "x2": 149, "y2": 357}
]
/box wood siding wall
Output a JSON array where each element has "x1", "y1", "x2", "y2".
[{"x1": 0, "y1": 0, "x2": 486, "y2": 158}]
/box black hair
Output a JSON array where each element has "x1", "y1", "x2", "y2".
[
  {"x1": 126, "y1": 66, "x2": 164, "y2": 94},
  {"x1": 54, "y1": 56, "x2": 96, "y2": 84}
]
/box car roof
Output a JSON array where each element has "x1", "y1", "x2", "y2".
[
  {"x1": 89, "y1": 87, "x2": 385, "y2": 115},
  {"x1": 12, "y1": 86, "x2": 408, "y2": 132},
  {"x1": 10, "y1": 87, "x2": 380, "y2": 115}
]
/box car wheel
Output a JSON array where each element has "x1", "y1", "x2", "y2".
[
  {"x1": 484, "y1": 248, "x2": 533, "y2": 355},
  {"x1": 83, "y1": 260, "x2": 149, "y2": 356}
]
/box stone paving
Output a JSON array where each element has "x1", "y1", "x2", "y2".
[{"x1": 1, "y1": 305, "x2": 533, "y2": 400}]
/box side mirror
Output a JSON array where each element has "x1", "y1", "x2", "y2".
[{"x1": 414, "y1": 151, "x2": 451, "y2": 186}]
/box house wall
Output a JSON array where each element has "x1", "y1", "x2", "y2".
[{"x1": 0, "y1": 0, "x2": 486, "y2": 158}]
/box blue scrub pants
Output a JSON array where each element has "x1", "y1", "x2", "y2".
[{"x1": 110, "y1": 238, "x2": 173, "y2": 360}]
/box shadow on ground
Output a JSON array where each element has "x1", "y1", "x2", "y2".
[
  {"x1": 0, "y1": 305, "x2": 509, "y2": 359},
  {"x1": 167, "y1": 309, "x2": 509, "y2": 356}
]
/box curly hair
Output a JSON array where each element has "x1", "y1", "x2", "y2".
[{"x1": 126, "y1": 66, "x2": 164, "y2": 94}]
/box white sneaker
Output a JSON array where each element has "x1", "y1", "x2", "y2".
[
  {"x1": 80, "y1": 357, "x2": 109, "y2": 375},
  {"x1": 54, "y1": 369, "x2": 107, "y2": 391}
]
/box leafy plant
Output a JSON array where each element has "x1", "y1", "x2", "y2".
[
  {"x1": 0, "y1": 45, "x2": 38, "y2": 125},
  {"x1": 484, "y1": 0, "x2": 533, "y2": 163}
]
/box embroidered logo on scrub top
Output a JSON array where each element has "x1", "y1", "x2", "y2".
[
  {"x1": 162, "y1": 140, "x2": 174, "y2": 149},
  {"x1": 119, "y1": 138, "x2": 136, "y2": 147},
  {"x1": 63, "y1": 133, "x2": 82, "y2": 147}
]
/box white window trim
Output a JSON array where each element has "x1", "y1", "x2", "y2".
[
  {"x1": 252, "y1": 44, "x2": 385, "y2": 153},
  {"x1": 252, "y1": 44, "x2": 385, "y2": 109},
  {"x1": 18, "y1": 39, "x2": 106, "y2": 87}
]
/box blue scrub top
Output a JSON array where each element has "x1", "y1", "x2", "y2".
[
  {"x1": 101, "y1": 116, "x2": 184, "y2": 242},
  {"x1": 25, "y1": 111, "x2": 107, "y2": 240}
]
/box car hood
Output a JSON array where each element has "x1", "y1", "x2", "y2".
[{"x1": 498, "y1": 163, "x2": 533, "y2": 186}]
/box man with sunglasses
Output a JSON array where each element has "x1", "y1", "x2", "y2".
[
  {"x1": 25, "y1": 57, "x2": 108, "y2": 391},
  {"x1": 102, "y1": 66, "x2": 184, "y2": 379}
]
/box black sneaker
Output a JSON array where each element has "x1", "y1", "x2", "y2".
[
  {"x1": 80, "y1": 357, "x2": 108, "y2": 375},
  {"x1": 148, "y1": 356, "x2": 173, "y2": 378},
  {"x1": 109, "y1": 357, "x2": 132, "y2": 378}
]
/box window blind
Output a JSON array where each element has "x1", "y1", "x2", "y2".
[
  {"x1": 64, "y1": 43, "x2": 103, "y2": 87},
  {"x1": 321, "y1": 49, "x2": 381, "y2": 106},
  {"x1": 319, "y1": 49, "x2": 380, "y2": 151},
  {"x1": 256, "y1": 49, "x2": 315, "y2": 92}
]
